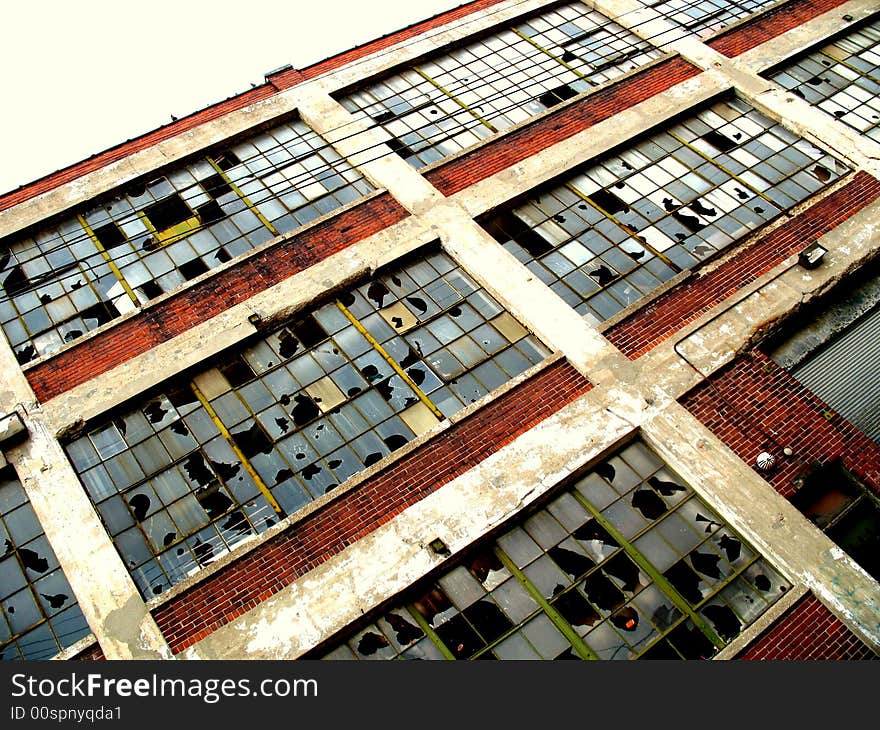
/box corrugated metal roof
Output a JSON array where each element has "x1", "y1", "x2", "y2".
[{"x1": 792, "y1": 303, "x2": 880, "y2": 443}]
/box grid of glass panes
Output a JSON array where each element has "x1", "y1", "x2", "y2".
[
  {"x1": 1, "y1": 467, "x2": 91, "y2": 660},
  {"x1": 64, "y1": 251, "x2": 551, "y2": 599},
  {"x1": 767, "y1": 19, "x2": 880, "y2": 143},
  {"x1": 0, "y1": 118, "x2": 373, "y2": 366},
  {"x1": 338, "y1": 2, "x2": 662, "y2": 168},
  {"x1": 319, "y1": 440, "x2": 792, "y2": 660},
  {"x1": 646, "y1": 0, "x2": 780, "y2": 38},
  {"x1": 480, "y1": 97, "x2": 848, "y2": 325}
]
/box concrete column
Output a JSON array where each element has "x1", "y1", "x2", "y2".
[
  {"x1": 640, "y1": 402, "x2": 880, "y2": 651},
  {"x1": 295, "y1": 90, "x2": 446, "y2": 214},
  {"x1": 585, "y1": 0, "x2": 880, "y2": 175},
  {"x1": 0, "y1": 343, "x2": 172, "y2": 660}
]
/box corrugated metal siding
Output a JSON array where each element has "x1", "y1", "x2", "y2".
[{"x1": 791, "y1": 304, "x2": 880, "y2": 442}]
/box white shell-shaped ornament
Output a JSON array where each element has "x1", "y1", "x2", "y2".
[{"x1": 756, "y1": 452, "x2": 776, "y2": 470}]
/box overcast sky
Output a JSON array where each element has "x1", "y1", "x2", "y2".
[{"x1": 0, "y1": 0, "x2": 465, "y2": 195}]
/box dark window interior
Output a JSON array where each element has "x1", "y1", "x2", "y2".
[
  {"x1": 144, "y1": 193, "x2": 193, "y2": 231},
  {"x1": 791, "y1": 459, "x2": 880, "y2": 580}
]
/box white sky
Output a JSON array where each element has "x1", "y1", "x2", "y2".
[{"x1": 0, "y1": 0, "x2": 465, "y2": 195}]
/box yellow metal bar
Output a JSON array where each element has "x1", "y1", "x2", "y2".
[
  {"x1": 76, "y1": 214, "x2": 141, "y2": 306},
  {"x1": 412, "y1": 67, "x2": 499, "y2": 133},
  {"x1": 510, "y1": 27, "x2": 594, "y2": 83},
  {"x1": 668, "y1": 131, "x2": 778, "y2": 207},
  {"x1": 564, "y1": 183, "x2": 680, "y2": 271},
  {"x1": 190, "y1": 382, "x2": 284, "y2": 515},
  {"x1": 152, "y1": 217, "x2": 201, "y2": 244},
  {"x1": 135, "y1": 209, "x2": 200, "y2": 249},
  {"x1": 206, "y1": 157, "x2": 280, "y2": 237},
  {"x1": 335, "y1": 302, "x2": 444, "y2": 420}
]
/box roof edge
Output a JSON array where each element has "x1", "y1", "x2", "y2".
[{"x1": 0, "y1": 0, "x2": 507, "y2": 214}]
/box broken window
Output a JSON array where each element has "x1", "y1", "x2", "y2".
[
  {"x1": 767, "y1": 18, "x2": 880, "y2": 144},
  {"x1": 0, "y1": 466, "x2": 91, "y2": 659},
  {"x1": 143, "y1": 192, "x2": 197, "y2": 235},
  {"x1": 63, "y1": 251, "x2": 551, "y2": 599},
  {"x1": 337, "y1": 3, "x2": 663, "y2": 168},
  {"x1": 789, "y1": 460, "x2": 880, "y2": 581},
  {"x1": 479, "y1": 97, "x2": 848, "y2": 326},
  {"x1": 647, "y1": 0, "x2": 779, "y2": 39},
  {"x1": 315, "y1": 440, "x2": 792, "y2": 660},
  {"x1": 0, "y1": 117, "x2": 374, "y2": 364}
]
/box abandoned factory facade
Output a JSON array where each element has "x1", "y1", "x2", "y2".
[{"x1": 0, "y1": 0, "x2": 878, "y2": 661}]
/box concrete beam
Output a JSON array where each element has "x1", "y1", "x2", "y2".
[{"x1": 182, "y1": 386, "x2": 636, "y2": 659}]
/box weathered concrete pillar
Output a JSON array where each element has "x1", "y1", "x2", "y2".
[{"x1": 0, "y1": 342, "x2": 171, "y2": 659}]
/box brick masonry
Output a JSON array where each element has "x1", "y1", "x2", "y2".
[
  {"x1": 606, "y1": 172, "x2": 880, "y2": 360},
  {"x1": 73, "y1": 643, "x2": 106, "y2": 661},
  {"x1": 736, "y1": 592, "x2": 877, "y2": 659},
  {"x1": 707, "y1": 0, "x2": 853, "y2": 58},
  {"x1": 680, "y1": 350, "x2": 880, "y2": 499},
  {"x1": 425, "y1": 57, "x2": 701, "y2": 196},
  {"x1": 0, "y1": 0, "x2": 507, "y2": 213},
  {"x1": 151, "y1": 359, "x2": 592, "y2": 653},
  {"x1": 25, "y1": 194, "x2": 407, "y2": 403}
]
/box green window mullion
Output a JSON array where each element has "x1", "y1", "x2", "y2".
[
  {"x1": 493, "y1": 546, "x2": 600, "y2": 660},
  {"x1": 411, "y1": 67, "x2": 499, "y2": 133},
  {"x1": 667, "y1": 131, "x2": 780, "y2": 209},
  {"x1": 569, "y1": 490, "x2": 726, "y2": 650},
  {"x1": 404, "y1": 605, "x2": 457, "y2": 660},
  {"x1": 205, "y1": 157, "x2": 281, "y2": 238},
  {"x1": 509, "y1": 27, "x2": 596, "y2": 85}
]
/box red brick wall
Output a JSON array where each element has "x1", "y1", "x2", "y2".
[
  {"x1": 425, "y1": 57, "x2": 701, "y2": 196},
  {"x1": 606, "y1": 172, "x2": 880, "y2": 360},
  {"x1": 680, "y1": 351, "x2": 880, "y2": 499},
  {"x1": 72, "y1": 643, "x2": 106, "y2": 661},
  {"x1": 26, "y1": 194, "x2": 407, "y2": 402},
  {"x1": 708, "y1": 0, "x2": 853, "y2": 57},
  {"x1": 737, "y1": 593, "x2": 876, "y2": 659},
  {"x1": 151, "y1": 359, "x2": 592, "y2": 653}
]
